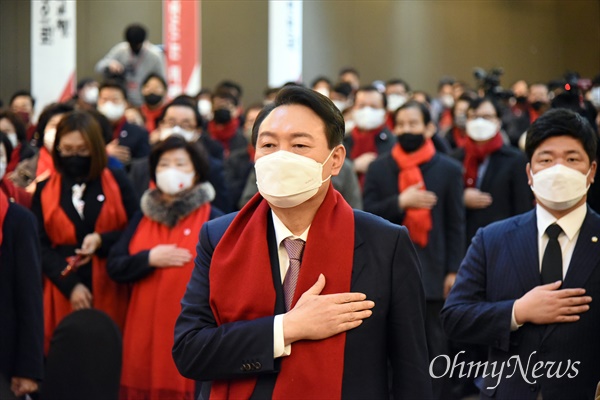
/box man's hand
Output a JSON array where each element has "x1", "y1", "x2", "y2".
[
  {"x1": 149, "y1": 244, "x2": 193, "y2": 267},
  {"x1": 514, "y1": 281, "x2": 592, "y2": 325},
  {"x1": 464, "y1": 188, "x2": 493, "y2": 209},
  {"x1": 399, "y1": 182, "x2": 438, "y2": 210},
  {"x1": 353, "y1": 152, "x2": 377, "y2": 174},
  {"x1": 106, "y1": 140, "x2": 131, "y2": 164},
  {"x1": 70, "y1": 283, "x2": 93, "y2": 310},
  {"x1": 11, "y1": 377, "x2": 38, "y2": 397},
  {"x1": 283, "y1": 274, "x2": 375, "y2": 345},
  {"x1": 107, "y1": 60, "x2": 124, "y2": 74},
  {"x1": 443, "y1": 272, "x2": 457, "y2": 299}
]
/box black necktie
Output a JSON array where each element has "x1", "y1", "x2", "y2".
[{"x1": 541, "y1": 224, "x2": 563, "y2": 284}]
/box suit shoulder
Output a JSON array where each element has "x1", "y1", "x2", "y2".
[
  {"x1": 354, "y1": 209, "x2": 406, "y2": 234},
  {"x1": 478, "y1": 210, "x2": 534, "y2": 237},
  {"x1": 203, "y1": 211, "x2": 239, "y2": 239},
  {"x1": 435, "y1": 153, "x2": 463, "y2": 172},
  {"x1": 122, "y1": 122, "x2": 149, "y2": 136},
  {"x1": 496, "y1": 145, "x2": 527, "y2": 161},
  {"x1": 6, "y1": 202, "x2": 36, "y2": 225}
]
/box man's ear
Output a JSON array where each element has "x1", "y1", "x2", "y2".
[
  {"x1": 330, "y1": 145, "x2": 346, "y2": 176},
  {"x1": 425, "y1": 122, "x2": 436, "y2": 139},
  {"x1": 526, "y1": 163, "x2": 532, "y2": 186},
  {"x1": 588, "y1": 161, "x2": 597, "y2": 185}
]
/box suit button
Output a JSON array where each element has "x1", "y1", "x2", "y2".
[
  {"x1": 242, "y1": 363, "x2": 252, "y2": 371},
  {"x1": 253, "y1": 362, "x2": 262, "y2": 370}
]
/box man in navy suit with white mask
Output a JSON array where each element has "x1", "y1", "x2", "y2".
[
  {"x1": 173, "y1": 86, "x2": 432, "y2": 399},
  {"x1": 442, "y1": 108, "x2": 600, "y2": 399}
]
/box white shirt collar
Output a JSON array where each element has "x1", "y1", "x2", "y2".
[
  {"x1": 536, "y1": 202, "x2": 587, "y2": 241},
  {"x1": 271, "y1": 210, "x2": 310, "y2": 248}
]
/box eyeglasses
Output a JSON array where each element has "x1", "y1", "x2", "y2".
[
  {"x1": 161, "y1": 120, "x2": 196, "y2": 131},
  {"x1": 56, "y1": 147, "x2": 91, "y2": 157}
]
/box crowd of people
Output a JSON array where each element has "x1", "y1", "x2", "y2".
[{"x1": 1, "y1": 22, "x2": 600, "y2": 400}]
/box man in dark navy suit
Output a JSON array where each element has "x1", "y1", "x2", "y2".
[
  {"x1": 442, "y1": 108, "x2": 600, "y2": 399},
  {"x1": 173, "y1": 86, "x2": 432, "y2": 399}
]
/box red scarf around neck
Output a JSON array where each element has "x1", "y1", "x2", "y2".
[
  {"x1": 121, "y1": 203, "x2": 211, "y2": 400},
  {"x1": 452, "y1": 126, "x2": 468, "y2": 149},
  {"x1": 391, "y1": 139, "x2": 436, "y2": 247},
  {"x1": 36, "y1": 147, "x2": 55, "y2": 178},
  {"x1": 0, "y1": 190, "x2": 8, "y2": 247},
  {"x1": 141, "y1": 103, "x2": 165, "y2": 133},
  {"x1": 350, "y1": 125, "x2": 381, "y2": 160},
  {"x1": 40, "y1": 169, "x2": 130, "y2": 353},
  {"x1": 208, "y1": 119, "x2": 240, "y2": 152},
  {"x1": 209, "y1": 185, "x2": 354, "y2": 399},
  {"x1": 463, "y1": 133, "x2": 503, "y2": 188}
]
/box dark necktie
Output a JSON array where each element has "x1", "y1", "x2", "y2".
[
  {"x1": 541, "y1": 224, "x2": 563, "y2": 284},
  {"x1": 283, "y1": 238, "x2": 306, "y2": 311}
]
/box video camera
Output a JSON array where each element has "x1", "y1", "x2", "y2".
[{"x1": 473, "y1": 67, "x2": 513, "y2": 100}]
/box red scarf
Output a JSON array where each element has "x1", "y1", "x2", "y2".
[
  {"x1": 350, "y1": 125, "x2": 381, "y2": 160},
  {"x1": 36, "y1": 147, "x2": 55, "y2": 177},
  {"x1": 7, "y1": 144, "x2": 23, "y2": 173},
  {"x1": 113, "y1": 117, "x2": 127, "y2": 140},
  {"x1": 0, "y1": 190, "x2": 8, "y2": 247},
  {"x1": 208, "y1": 119, "x2": 240, "y2": 153},
  {"x1": 40, "y1": 169, "x2": 130, "y2": 352},
  {"x1": 141, "y1": 103, "x2": 165, "y2": 133},
  {"x1": 0, "y1": 179, "x2": 31, "y2": 208},
  {"x1": 452, "y1": 126, "x2": 468, "y2": 149},
  {"x1": 247, "y1": 144, "x2": 255, "y2": 162},
  {"x1": 463, "y1": 133, "x2": 503, "y2": 188},
  {"x1": 121, "y1": 203, "x2": 211, "y2": 400},
  {"x1": 209, "y1": 186, "x2": 354, "y2": 399},
  {"x1": 391, "y1": 139, "x2": 436, "y2": 247}
]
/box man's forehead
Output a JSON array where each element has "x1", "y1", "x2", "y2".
[
  {"x1": 258, "y1": 104, "x2": 325, "y2": 134},
  {"x1": 534, "y1": 136, "x2": 585, "y2": 154},
  {"x1": 166, "y1": 106, "x2": 195, "y2": 119}
]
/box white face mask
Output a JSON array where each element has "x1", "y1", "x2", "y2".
[
  {"x1": 255, "y1": 149, "x2": 334, "y2": 208},
  {"x1": 332, "y1": 100, "x2": 347, "y2": 112},
  {"x1": 440, "y1": 94, "x2": 455, "y2": 108},
  {"x1": 530, "y1": 164, "x2": 591, "y2": 211},
  {"x1": 0, "y1": 159, "x2": 6, "y2": 181},
  {"x1": 6, "y1": 132, "x2": 18, "y2": 149},
  {"x1": 197, "y1": 99, "x2": 213, "y2": 120},
  {"x1": 159, "y1": 126, "x2": 197, "y2": 142},
  {"x1": 315, "y1": 88, "x2": 330, "y2": 98},
  {"x1": 344, "y1": 120, "x2": 356, "y2": 135},
  {"x1": 466, "y1": 118, "x2": 498, "y2": 141},
  {"x1": 98, "y1": 101, "x2": 126, "y2": 121},
  {"x1": 387, "y1": 94, "x2": 408, "y2": 112},
  {"x1": 354, "y1": 107, "x2": 386, "y2": 130},
  {"x1": 156, "y1": 168, "x2": 195, "y2": 195},
  {"x1": 590, "y1": 87, "x2": 600, "y2": 108},
  {"x1": 82, "y1": 86, "x2": 99, "y2": 104},
  {"x1": 44, "y1": 128, "x2": 56, "y2": 150}
]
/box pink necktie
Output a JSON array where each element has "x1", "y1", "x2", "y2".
[{"x1": 283, "y1": 238, "x2": 306, "y2": 311}]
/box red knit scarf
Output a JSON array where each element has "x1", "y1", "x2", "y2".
[
  {"x1": 463, "y1": 133, "x2": 503, "y2": 188},
  {"x1": 141, "y1": 103, "x2": 165, "y2": 133},
  {"x1": 209, "y1": 185, "x2": 354, "y2": 399},
  {"x1": 208, "y1": 119, "x2": 240, "y2": 152},
  {"x1": 391, "y1": 139, "x2": 436, "y2": 247},
  {"x1": 0, "y1": 190, "x2": 8, "y2": 247},
  {"x1": 350, "y1": 125, "x2": 381, "y2": 160},
  {"x1": 36, "y1": 147, "x2": 55, "y2": 177},
  {"x1": 40, "y1": 169, "x2": 130, "y2": 353},
  {"x1": 121, "y1": 203, "x2": 211, "y2": 400},
  {"x1": 452, "y1": 126, "x2": 468, "y2": 149}
]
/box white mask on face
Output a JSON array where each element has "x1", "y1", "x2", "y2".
[
  {"x1": 255, "y1": 149, "x2": 334, "y2": 208},
  {"x1": 0, "y1": 159, "x2": 6, "y2": 181},
  {"x1": 159, "y1": 126, "x2": 197, "y2": 142},
  {"x1": 315, "y1": 88, "x2": 330, "y2": 98},
  {"x1": 156, "y1": 168, "x2": 195, "y2": 195},
  {"x1": 387, "y1": 94, "x2": 408, "y2": 112},
  {"x1": 332, "y1": 100, "x2": 347, "y2": 112},
  {"x1": 82, "y1": 86, "x2": 99, "y2": 104},
  {"x1": 353, "y1": 107, "x2": 386, "y2": 130},
  {"x1": 440, "y1": 94, "x2": 455, "y2": 108},
  {"x1": 197, "y1": 99, "x2": 213, "y2": 120},
  {"x1": 44, "y1": 128, "x2": 56, "y2": 150},
  {"x1": 530, "y1": 163, "x2": 591, "y2": 211},
  {"x1": 590, "y1": 87, "x2": 600, "y2": 108},
  {"x1": 466, "y1": 118, "x2": 498, "y2": 141},
  {"x1": 98, "y1": 101, "x2": 126, "y2": 121},
  {"x1": 6, "y1": 132, "x2": 18, "y2": 149},
  {"x1": 344, "y1": 120, "x2": 356, "y2": 135}
]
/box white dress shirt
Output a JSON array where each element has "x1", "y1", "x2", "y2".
[
  {"x1": 510, "y1": 203, "x2": 587, "y2": 330},
  {"x1": 271, "y1": 210, "x2": 310, "y2": 358}
]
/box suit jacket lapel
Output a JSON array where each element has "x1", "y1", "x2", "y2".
[
  {"x1": 506, "y1": 210, "x2": 541, "y2": 292},
  {"x1": 267, "y1": 212, "x2": 286, "y2": 314},
  {"x1": 479, "y1": 150, "x2": 501, "y2": 191},
  {"x1": 351, "y1": 215, "x2": 366, "y2": 287}
]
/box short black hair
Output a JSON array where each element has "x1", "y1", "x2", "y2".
[
  {"x1": 149, "y1": 135, "x2": 210, "y2": 184},
  {"x1": 311, "y1": 76, "x2": 332, "y2": 89},
  {"x1": 157, "y1": 96, "x2": 203, "y2": 129},
  {"x1": 212, "y1": 88, "x2": 239, "y2": 107},
  {"x1": 0, "y1": 110, "x2": 27, "y2": 142},
  {"x1": 35, "y1": 102, "x2": 75, "y2": 147},
  {"x1": 76, "y1": 78, "x2": 96, "y2": 91},
  {"x1": 438, "y1": 77, "x2": 456, "y2": 91},
  {"x1": 125, "y1": 24, "x2": 146, "y2": 45},
  {"x1": 216, "y1": 80, "x2": 243, "y2": 99},
  {"x1": 252, "y1": 85, "x2": 344, "y2": 149},
  {"x1": 99, "y1": 80, "x2": 128, "y2": 101},
  {"x1": 525, "y1": 108, "x2": 597, "y2": 163},
  {"x1": 468, "y1": 97, "x2": 503, "y2": 119},
  {"x1": 393, "y1": 100, "x2": 432, "y2": 126},
  {"x1": 142, "y1": 73, "x2": 167, "y2": 90},
  {"x1": 386, "y1": 79, "x2": 411, "y2": 93},
  {"x1": 356, "y1": 85, "x2": 387, "y2": 109},
  {"x1": 339, "y1": 67, "x2": 360, "y2": 78},
  {"x1": 332, "y1": 82, "x2": 353, "y2": 98},
  {"x1": 0, "y1": 132, "x2": 14, "y2": 163},
  {"x1": 9, "y1": 90, "x2": 35, "y2": 108}
]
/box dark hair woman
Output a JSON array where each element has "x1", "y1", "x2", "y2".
[
  {"x1": 31, "y1": 110, "x2": 139, "y2": 352},
  {"x1": 108, "y1": 135, "x2": 222, "y2": 399}
]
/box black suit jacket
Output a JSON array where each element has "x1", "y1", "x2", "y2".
[
  {"x1": 173, "y1": 208, "x2": 433, "y2": 399},
  {"x1": 0, "y1": 202, "x2": 44, "y2": 381},
  {"x1": 363, "y1": 152, "x2": 466, "y2": 299},
  {"x1": 442, "y1": 208, "x2": 600, "y2": 399},
  {"x1": 452, "y1": 145, "x2": 534, "y2": 245},
  {"x1": 114, "y1": 121, "x2": 151, "y2": 160},
  {"x1": 343, "y1": 125, "x2": 395, "y2": 158}
]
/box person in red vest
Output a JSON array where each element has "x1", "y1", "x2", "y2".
[
  {"x1": 30, "y1": 110, "x2": 139, "y2": 352},
  {"x1": 140, "y1": 73, "x2": 167, "y2": 133},
  {"x1": 108, "y1": 135, "x2": 223, "y2": 400}
]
